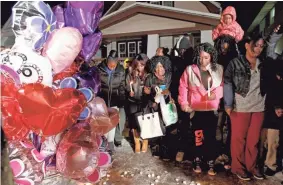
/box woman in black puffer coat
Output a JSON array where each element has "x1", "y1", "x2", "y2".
[
  {"x1": 97, "y1": 50, "x2": 126, "y2": 153},
  {"x1": 126, "y1": 53, "x2": 149, "y2": 153}
]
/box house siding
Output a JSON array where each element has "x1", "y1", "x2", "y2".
[
  {"x1": 201, "y1": 30, "x2": 213, "y2": 45},
  {"x1": 119, "y1": 1, "x2": 135, "y2": 9},
  {"x1": 147, "y1": 34, "x2": 159, "y2": 58},
  {"x1": 102, "y1": 14, "x2": 195, "y2": 35},
  {"x1": 159, "y1": 36, "x2": 173, "y2": 49},
  {"x1": 174, "y1": 1, "x2": 210, "y2": 13},
  {"x1": 116, "y1": 1, "x2": 210, "y2": 13}
]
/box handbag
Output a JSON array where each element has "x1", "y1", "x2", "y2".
[
  {"x1": 136, "y1": 107, "x2": 164, "y2": 139},
  {"x1": 160, "y1": 94, "x2": 178, "y2": 126}
]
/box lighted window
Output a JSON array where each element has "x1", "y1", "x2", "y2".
[
  {"x1": 162, "y1": 1, "x2": 173, "y2": 7},
  {"x1": 138, "y1": 41, "x2": 142, "y2": 54},
  {"x1": 118, "y1": 43, "x2": 127, "y2": 58},
  {"x1": 150, "y1": 1, "x2": 161, "y2": 5},
  {"x1": 128, "y1": 42, "x2": 136, "y2": 57}
]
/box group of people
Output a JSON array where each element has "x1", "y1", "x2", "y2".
[{"x1": 95, "y1": 6, "x2": 283, "y2": 181}]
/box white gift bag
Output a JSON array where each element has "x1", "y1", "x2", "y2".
[
  {"x1": 104, "y1": 106, "x2": 119, "y2": 142},
  {"x1": 137, "y1": 111, "x2": 164, "y2": 139},
  {"x1": 105, "y1": 127, "x2": 116, "y2": 142},
  {"x1": 160, "y1": 95, "x2": 178, "y2": 126}
]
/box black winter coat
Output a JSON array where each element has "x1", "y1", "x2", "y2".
[
  {"x1": 169, "y1": 52, "x2": 192, "y2": 101},
  {"x1": 97, "y1": 61, "x2": 126, "y2": 108}
]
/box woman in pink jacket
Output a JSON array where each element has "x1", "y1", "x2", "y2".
[
  {"x1": 178, "y1": 43, "x2": 223, "y2": 176},
  {"x1": 212, "y1": 6, "x2": 244, "y2": 43}
]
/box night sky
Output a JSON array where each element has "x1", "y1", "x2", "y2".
[{"x1": 1, "y1": 1, "x2": 266, "y2": 31}]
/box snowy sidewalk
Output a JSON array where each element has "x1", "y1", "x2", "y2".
[
  {"x1": 41, "y1": 138, "x2": 283, "y2": 185},
  {"x1": 103, "y1": 139, "x2": 282, "y2": 185}
]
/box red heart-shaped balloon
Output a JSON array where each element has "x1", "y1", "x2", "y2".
[
  {"x1": 16, "y1": 83, "x2": 87, "y2": 136},
  {"x1": 53, "y1": 62, "x2": 80, "y2": 82},
  {"x1": 1, "y1": 95, "x2": 29, "y2": 141},
  {"x1": 84, "y1": 98, "x2": 119, "y2": 135}
]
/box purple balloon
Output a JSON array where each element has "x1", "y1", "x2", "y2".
[
  {"x1": 52, "y1": 5, "x2": 65, "y2": 29},
  {"x1": 64, "y1": 1, "x2": 104, "y2": 35},
  {"x1": 59, "y1": 77, "x2": 78, "y2": 89},
  {"x1": 81, "y1": 31, "x2": 102, "y2": 62},
  {"x1": 73, "y1": 66, "x2": 101, "y2": 95}
]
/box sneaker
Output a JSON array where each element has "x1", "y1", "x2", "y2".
[
  {"x1": 224, "y1": 164, "x2": 231, "y2": 170},
  {"x1": 114, "y1": 141, "x2": 122, "y2": 147},
  {"x1": 193, "y1": 157, "x2": 202, "y2": 174},
  {"x1": 224, "y1": 161, "x2": 231, "y2": 170},
  {"x1": 264, "y1": 167, "x2": 277, "y2": 177},
  {"x1": 208, "y1": 168, "x2": 217, "y2": 176},
  {"x1": 160, "y1": 145, "x2": 170, "y2": 161},
  {"x1": 207, "y1": 160, "x2": 217, "y2": 176},
  {"x1": 236, "y1": 172, "x2": 251, "y2": 181},
  {"x1": 151, "y1": 145, "x2": 160, "y2": 158},
  {"x1": 253, "y1": 169, "x2": 265, "y2": 180}
]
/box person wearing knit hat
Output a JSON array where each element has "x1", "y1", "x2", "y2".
[
  {"x1": 97, "y1": 50, "x2": 126, "y2": 153},
  {"x1": 174, "y1": 35, "x2": 192, "y2": 57},
  {"x1": 170, "y1": 35, "x2": 194, "y2": 163}
]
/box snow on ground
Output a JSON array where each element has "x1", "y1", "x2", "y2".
[{"x1": 41, "y1": 138, "x2": 282, "y2": 185}]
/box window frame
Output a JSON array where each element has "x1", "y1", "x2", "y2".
[
  {"x1": 118, "y1": 42, "x2": 127, "y2": 58},
  {"x1": 149, "y1": 1, "x2": 161, "y2": 5},
  {"x1": 138, "y1": 41, "x2": 142, "y2": 54},
  {"x1": 162, "y1": 1, "x2": 174, "y2": 7},
  {"x1": 128, "y1": 41, "x2": 137, "y2": 58},
  {"x1": 149, "y1": 1, "x2": 174, "y2": 7},
  {"x1": 270, "y1": 7, "x2": 275, "y2": 25}
]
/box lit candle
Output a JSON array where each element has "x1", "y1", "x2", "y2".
[
  {"x1": 130, "y1": 81, "x2": 134, "y2": 93},
  {"x1": 207, "y1": 77, "x2": 211, "y2": 97}
]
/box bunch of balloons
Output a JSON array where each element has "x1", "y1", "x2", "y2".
[{"x1": 1, "y1": 1, "x2": 118, "y2": 184}]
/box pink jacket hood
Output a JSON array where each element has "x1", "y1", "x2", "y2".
[
  {"x1": 212, "y1": 6, "x2": 244, "y2": 42},
  {"x1": 221, "y1": 6, "x2": 237, "y2": 24}
]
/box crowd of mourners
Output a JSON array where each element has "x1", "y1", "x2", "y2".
[{"x1": 96, "y1": 6, "x2": 283, "y2": 181}]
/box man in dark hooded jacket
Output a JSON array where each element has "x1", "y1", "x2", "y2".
[
  {"x1": 97, "y1": 50, "x2": 126, "y2": 152},
  {"x1": 214, "y1": 34, "x2": 239, "y2": 169},
  {"x1": 170, "y1": 35, "x2": 193, "y2": 101},
  {"x1": 169, "y1": 35, "x2": 194, "y2": 162},
  {"x1": 260, "y1": 25, "x2": 283, "y2": 176}
]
